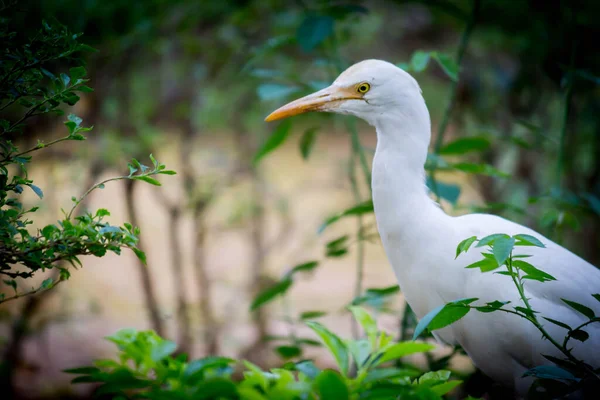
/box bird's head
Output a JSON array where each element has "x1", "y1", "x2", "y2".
[{"x1": 265, "y1": 59, "x2": 424, "y2": 127}]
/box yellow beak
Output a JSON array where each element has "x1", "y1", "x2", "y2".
[{"x1": 264, "y1": 85, "x2": 363, "y2": 122}]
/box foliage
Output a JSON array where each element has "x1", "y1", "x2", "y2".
[
  {"x1": 0, "y1": 13, "x2": 174, "y2": 303},
  {"x1": 67, "y1": 307, "x2": 466, "y2": 400},
  {"x1": 413, "y1": 233, "x2": 600, "y2": 398}
]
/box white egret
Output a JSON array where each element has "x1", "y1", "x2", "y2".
[{"x1": 265, "y1": 60, "x2": 600, "y2": 394}]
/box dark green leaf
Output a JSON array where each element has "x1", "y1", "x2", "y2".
[
  {"x1": 592, "y1": 294, "x2": 600, "y2": 303},
  {"x1": 453, "y1": 162, "x2": 509, "y2": 178},
  {"x1": 570, "y1": 329, "x2": 589, "y2": 342},
  {"x1": 465, "y1": 258, "x2": 501, "y2": 272},
  {"x1": 195, "y1": 378, "x2": 238, "y2": 399},
  {"x1": 275, "y1": 345, "x2": 302, "y2": 359},
  {"x1": 440, "y1": 137, "x2": 490, "y2": 155},
  {"x1": 300, "y1": 311, "x2": 327, "y2": 319},
  {"x1": 543, "y1": 317, "x2": 572, "y2": 331},
  {"x1": 40, "y1": 278, "x2": 53, "y2": 290},
  {"x1": 64, "y1": 366, "x2": 101, "y2": 374},
  {"x1": 561, "y1": 299, "x2": 595, "y2": 319},
  {"x1": 297, "y1": 15, "x2": 335, "y2": 52},
  {"x1": 300, "y1": 127, "x2": 318, "y2": 160},
  {"x1": 475, "y1": 300, "x2": 510, "y2": 313},
  {"x1": 132, "y1": 248, "x2": 147, "y2": 265},
  {"x1": 315, "y1": 370, "x2": 349, "y2": 400},
  {"x1": 306, "y1": 321, "x2": 349, "y2": 376},
  {"x1": 250, "y1": 278, "x2": 293, "y2": 311},
  {"x1": 287, "y1": 261, "x2": 319, "y2": 278},
  {"x1": 69, "y1": 66, "x2": 86, "y2": 80},
  {"x1": 523, "y1": 366, "x2": 579, "y2": 381},
  {"x1": 431, "y1": 380, "x2": 462, "y2": 396},
  {"x1": 254, "y1": 120, "x2": 292, "y2": 164},
  {"x1": 426, "y1": 178, "x2": 461, "y2": 204}
]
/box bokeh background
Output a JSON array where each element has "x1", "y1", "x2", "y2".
[{"x1": 2, "y1": 0, "x2": 600, "y2": 397}]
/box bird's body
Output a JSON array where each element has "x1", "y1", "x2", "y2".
[{"x1": 266, "y1": 59, "x2": 600, "y2": 394}]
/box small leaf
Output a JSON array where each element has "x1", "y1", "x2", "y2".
[
  {"x1": 376, "y1": 342, "x2": 435, "y2": 365},
  {"x1": 569, "y1": 329, "x2": 589, "y2": 342},
  {"x1": 29, "y1": 184, "x2": 44, "y2": 199},
  {"x1": 287, "y1": 261, "x2": 319, "y2": 277},
  {"x1": 299, "y1": 127, "x2": 318, "y2": 160},
  {"x1": 493, "y1": 237, "x2": 515, "y2": 266},
  {"x1": 132, "y1": 248, "x2": 147, "y2": 265},
  {"x1": 254, "y1": 120, "x2": 292, "y2": 164},
  {"x1": 410, "y1": 51, "x2": 431, "y2": 72},
  {"x1": 513, "y1": 234, "x2": 545, "y2": 248},
  {"x1": 543, "y1": 317, "x2": 572, "y2": 331},
  {"x1": 456, "y1": 236, "x2": 477, "y2": 258},
  {"x1": 464, "y1": 258, "x2": 501, "y2": 273},
  {"x1": 431, "y1": 380, "x2": 462, "y2": 396},
  {"x1": 432, "y1": 52, "x2": 459, "y2": 81},
  {"x1": 306, "y1": 321, "x2": 349, "y2": 376},
  {"x1": 319, "y1": 200, "x2": 373, "y2": 233},
  {"x1": 300, "y1": 311, "x2": 327, "y2": 319},
  {"x1": 133, "y1": 176, "x2": 161, "y2": 186},
  {"x1": 40, "y1": 278, "x2": 53, "y2": 290},
  {"x1": 69, "y1": 66, "x2": 87, "y2": 80},
  {"x1": 561, "y1": 299, "x2": 596, "y2": 319},
  {"x1": 426, "y1": 178, "x2": 461, "y2": 205},
  {"x1": 250, "y1": 279, "x2": 293, "y2": 311},
  {"x1": 440, "y1": 137, "x2": 490, "y2": 155},
  {"x1": 475, "y1": 300, "x2": 510, "y2": 313},
  {"x1": 159, "y1": 170, "x2": 177, "y2": 175},
  {"x1": 592, "y1": 294, "x2": 600, "y2": 303}
]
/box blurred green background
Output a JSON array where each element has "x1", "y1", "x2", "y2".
[{"x1": 1, "y1": 0, "x2": 599, "y2": 397}]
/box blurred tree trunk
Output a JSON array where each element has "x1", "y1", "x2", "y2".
[{"x1": 124, "y1": 179, "x2": 165, "y2": 336}]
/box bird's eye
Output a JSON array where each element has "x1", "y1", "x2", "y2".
[{"x1": 356, "y1": 82, "x2": 370, "y2": 94}]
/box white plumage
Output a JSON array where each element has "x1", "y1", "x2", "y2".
[{"x1": 266, "y1": 59, "x2": 600, "y2": 394}]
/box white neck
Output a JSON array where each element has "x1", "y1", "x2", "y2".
[{"x1": 371, "y1": 100, "x2": 450, "y2": 260}]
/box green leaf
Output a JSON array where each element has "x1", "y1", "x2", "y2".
[
  {"x1": 464, "y1": 258, "x2": 501, "y2": 273},
  {"x1": 319, "y1": 200, "x2": 374, "y2": 233},
  {"x1": 431, "y1": 380, "x2": 462, "y2": 396},
  {"x1": 257, "y1": 84, "x2": 299, "y2": 101},
  {"x1": 287, "y1": 261, "x2": 319, "y2": 278},
  {"x1": 440, "y1": 137, "x2": 490, "y2": 155},
  {"x1": 29, "y1": 184, "x2": 44, "y2": 199},
  {"x1": 376, "y1": 342, "x2": 435, "y2": 365},
  {"x1": 250, "y1": 278, "x2": 293, "y2": 311},
  {"x1": 299, "y1": 127, "x2": 318, "y2": 160},
  {"x1": 452, "y1": 162, "x2": 509, "y2": 178},
  {"x1": 523, "y1": 366, "x2": 579, "y2": 381},
  {"x1": 542, "y1": 317, "x2": 572, "y2": 331},
  {"x1": 476, "y1": 234, "x2": 510, "y2": 247},
  {"x1": 513, "y1": 234, "x2": 545, "y2": 248},
  {"x1": 159, "y1": 170, "x2": 177, "y2": 175},
  {"x1": 306, "y1": 321, "x2": 349, "y2": 376},
  {"x1": 475, "y1": 300, "x2": 510, "y2": 313},
  {"x1": 432, "y1": 53, "x2": 459, "y2": 81},
  {"x1": 64, "y1": 366, "x2": 101, "y2": 375},
  {"x1": 413, "y1": 299, "x2": 476, "y2": 339},
  {"x1": 410, "y1": 51, "x2": 431, "y2": 72},
  {"x1": 426, "y1": 178, "x2": 461, "y2": 205},
  {"x1": 570, "y1": 329, "x2": 589, "y2": 342},
  {"x1": 69, "y1": 66, "x2": 86, "y2": 80},
  {"x1": 314, "y1": 370, "x2": 349, "y2": 400},
  {"x1": 195, "y1": 378, "x2": 238, "y2": 399},
  {"x1": 254, "y1": 120, "x2": 292, "y2": 164},
  {"x1": 151, "y1": 340, "x2": 177, "y2": 361},
  {"x1": 456, "y1": 236, "x2": 477, "y2": 258},
  {"x1": 297, "y1": 15, "x2": 335, "y2": 52},
  {"x1": 77, "y1": 85, "x2": 94, "y2": 93},
  {"x1": 133, "y1": 176, "x2": 161, "y2": 186},
  {"x1": 295, "y1": 360, "x2": 320, "y2": 379},
  {"x1": 132, "y1": 248, "x2": 147, "y2": 265},
  {"x1": 300, "y1": 311, "x2": 327, "y2": 319},
  {"x1": 513, "y1": 260, "x2": 556, "y2": 282},
  {"x1": 348, "y1": 306, "x2": 378, "y2": 348},
  {"x1": 592, "y1": 294, "x2": 600, "y2": 303},
  {"x1": 60, "y1": 73, "x2": 70, "y2": 86},
  {"x1": 40, "y1": 278, "x2": 53, "y2": 290},
  {"x1": 493, "y1": 237, "x2": 515, "y2": 266},
  {"x1": 275, "y1": 345, "x2": 302, "y2": 359},
  {"x1": 561, "y1": 299, "x2": 596, "y2": 319}
]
